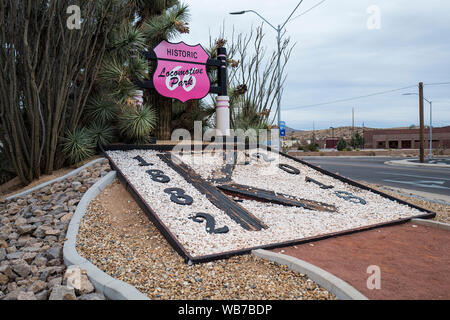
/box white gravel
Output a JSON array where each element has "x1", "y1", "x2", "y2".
[{"x1": 107, "y1": 149, "x2": 424, "y2": 257}]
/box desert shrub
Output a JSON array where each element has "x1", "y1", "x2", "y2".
[
  {"x1": 119, "y1": 105, "x2": 158, "y2": 143},
  {"x1": 87, "y1": 122, "x2": 116, "y2": 147},
  {"x1": 302, "y1": 143, "x2": 319, "y2": 152},
  {"x1": 61, "y1": 128, "x2": 96, "y2": 165}
]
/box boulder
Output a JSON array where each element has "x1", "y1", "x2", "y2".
[
  {"x1": 45, "y1": 245, "x2": 62, "y2": 260},
  {"x1": 0, "y1": 273, "x2": 9, "y2": 285},
  {"x1": 12, "y1": 261, "x2": 31, "y2": 278},
  {"x1": 64, "y1": 266, "x2": 95, "y2": 295},
  {"x1": 16, "y1": 224, "x2": 36, "y2": 235},
  {"x1": 29, "y1": 280, "x2": 47, "y2": 293},
  {"x1": 49, "y1": 285, "x2": 77, "y2": 300}
]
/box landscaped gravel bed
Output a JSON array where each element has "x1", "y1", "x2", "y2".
[
  {"x1": 107, "y1": 149, "x2": 426, "y2": 258},
  {"x1": 77, "y1": 181, "x2": 336, "y2": 300},
  {"x1": 0, "y1": 160, "x2": 111, "y2": 300}
]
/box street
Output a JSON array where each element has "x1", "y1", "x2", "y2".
[{"x1": 300, "y1": 157, "x2": 450, "y2": 196}]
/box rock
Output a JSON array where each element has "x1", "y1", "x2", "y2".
[
  {"x1": 0, "y1": 248, "x2": 6, "y2": 261},
  {"x1": 22, "y1": 252, "x2": 38, "y2": 264},
  {"x1": 47, "y1": 277, "x2": 62, "y2": 288},
  {"x1": 8, "y1": 232, "x2": 19, "y2": 240},
  {"x1": 50, "y1": 206, "x2": 65, "y2": 215},
  {"x1": 14, "y1": 217, "x2": 28, "y2": 226},
  {"x1": 0, "y1": 273, "x2": 9, "y2": 285},
  {"x1": 32, "y1": 256, "x2": 48, "y2": 267},
  {"x1": 16, "y1": 224, "x2": 36, "y2": 235},
  {"x1": 71, "y1": 181, "x2": 82, "y2": 191},
  {"x1": 45, "y1": 245, "x2": 61, "y2": 260},
  {"x1": 0, "y1": 240, "x2": 7, "y2": 248},
  {"x1": 60, "y1": 213, "x2": 74, "y2": 223},
  {"x1": 32, "y1": 209, "x2": 45, "y2": 217},
  {"x1": 6, "y1": 246, "x2": 17, "y2": 253},
  {"x1": 6, "y1": 251, "x2": 22, "y2": 260},
  {"x1": 64, "y1": 266, "x2": 95, "y2": 295},
  {"x1": 0, "y1": 232, "x2": 8, "y2": 241},
  {"x1": 35, "y1": 290, "x2": 48, "y2": 300},
  {"x1": 4, "y1": 289, "x2": 22, "y2": 300},
  {"x1": 32, "y1": 226, "x2": 46, "y2": 238},
  {"x1": 49, "y1": 285, "x2": 77, "y2": 300},
  {"x1": 78, "y1": 293, "x2": 106, "y2": 300},
  {"x1": 0, "y1": 265, "x2": 16, "y2": 280},
  {"x1": 45, "y1": 228, "x2": 60, "y2": 236},
  {"x1": 17, "y1": 291, "x2": 37, "y2": 300},
  {"x1": 12, "y1": 261, "x2": 31, "y2": 278},
  {"x1": 29, "y1": 280, "x2": 47, "y2": 293}
]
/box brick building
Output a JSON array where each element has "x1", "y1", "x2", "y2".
[{"x1": 363, "y1": 126, "x2": 450, "y2": 149}]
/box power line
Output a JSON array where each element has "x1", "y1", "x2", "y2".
[
  {"x1": 291, "y1": 0, "x2": 327, "y2": 21},
  {"x1": 424, "y1": 81, "x2": 450, "y2": 87},
  {"x1": 284, "y1": 85, "x2": 418, "y2": 110}
]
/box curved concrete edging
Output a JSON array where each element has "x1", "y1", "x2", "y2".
[
  {"x1": 411, "y1": 218, "x2": 450, "y2": 231},
  {"x1": 63, "y1": 171, "x2": 150, "y2": 300},
  {"x1": 252, "y1": 249, "x2": 368, "y2": 300},
  {"x1": 5, "y1": 158, "x2": 106, "y2": 201},
  {"x1": 385, "y1": 159, "x2": 450, "y2": 168}
]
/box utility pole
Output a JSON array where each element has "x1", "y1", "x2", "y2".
[
  {"x1": 352, "y1": 108, "x2": 355, "y2": 136},
  {"x1": 419, "y1": 82, "x2": 425, "y2": 163}
]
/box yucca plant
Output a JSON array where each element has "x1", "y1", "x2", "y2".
[
  {"x1": 85, "y1": 96, "x2": 119, "y2": 125},
  {"x1": 119, "y1": 105, "x2": 158, "y2": 143},
  {"x1": 87, "y1": 122, "x2": 116, "y2": 147},
  {"x1": 61, "y1": 128, "x2": 96, "y2": 165}
]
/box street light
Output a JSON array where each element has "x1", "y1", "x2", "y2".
[
  {"x1": 230, "y1": 1, "x2": 305, "y2": 150},
  {"x1": 402, "y1": 93, "x2": 433, "y2": 160}
]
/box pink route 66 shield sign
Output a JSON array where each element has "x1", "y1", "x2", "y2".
[{"x1": 153, "y1": 41, "x2": 211, "y2": 103}]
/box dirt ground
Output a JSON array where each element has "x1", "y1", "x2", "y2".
[
  {"x1": 273, "y1": 222, "x2": 450, "y2": 300},
  {"x1": 76, "y1": 180, "x2": 336, "y2": 300}
]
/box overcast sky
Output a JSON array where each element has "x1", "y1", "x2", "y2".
[{"x1": 182, "y1": 0, "x2": 450, "y2": 130}]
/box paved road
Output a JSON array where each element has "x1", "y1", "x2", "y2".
[{"x1": 300, "y1": 157, "x2": 450, "y2": 196}]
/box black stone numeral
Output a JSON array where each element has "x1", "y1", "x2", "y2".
[
  {"x1": 133, "y1": 155, "x2": 153, "y2": 166},
  {"x1": 334, "y1": 191, "x2": 367, "y2": 205},
  {"x1": 164, "y1": 188, "x2": 193, "y2": 206},
  {"x1": 278, "y1": 163, "x2": 300, "y2": 175},
  {"x1": 305, "y1": 176, "x2": 334, "y2": 189},
  {"x1": 146, "y1": 169, "x2": 170, "y2": 183},
  {"x1": 189, "y1": 213, "x2": 229, "y2": 234}
]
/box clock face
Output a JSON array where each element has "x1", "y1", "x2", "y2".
[{"x1": 106, "y1": 147, "x2": 427, "y2": 261}]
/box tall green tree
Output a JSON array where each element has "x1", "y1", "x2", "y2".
[
  {"x1": 0, "y1": 0, "x2": 124, "y2": 185},
  {"x1": 85, "y1": 1, "x2": 190, "y2": 142}
]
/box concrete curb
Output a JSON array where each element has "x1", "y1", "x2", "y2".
[
  {"x1": 5, "y1": 158, "x2": 107, "y2": 201},
  {"x1": 63, "y1": 171, "x2": 150, "y2": 300},
  {"x1": 252, "y1": 249, "x2": 368, "y2": 300},
  {"x1": 411, "y1": 218, "x2": 450, "y2": 231},
  {"x1": 385, "y1": 159, "x2": 450, "y2": 168}
]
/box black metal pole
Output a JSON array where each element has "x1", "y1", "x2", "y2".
[{"x1": 217, "y1": 47, "x2": 228, "y2": 96}]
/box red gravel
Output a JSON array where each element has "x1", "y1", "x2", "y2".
[{"x1": 272, "y1": 222, "x2": 450, "y2": 300}]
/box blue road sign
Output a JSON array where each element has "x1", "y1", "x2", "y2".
[{"x1": 280, "y1": 121, "x2": 286, "y2": 137}]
